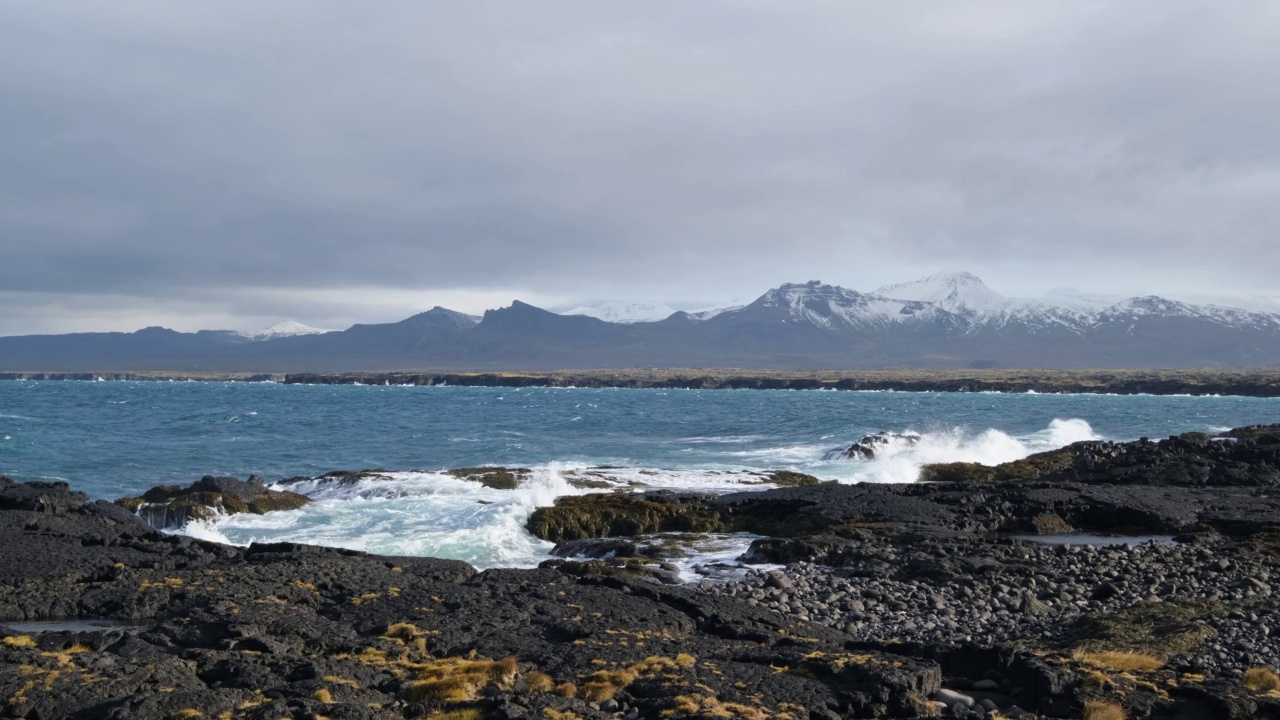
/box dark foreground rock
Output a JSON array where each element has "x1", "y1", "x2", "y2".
[
  {"x1": 526, "y1": 427, "x2": 1280, "y2": 718},
  {"x1": 1, "y1": 477, "x2": 944, "y2": 720}
]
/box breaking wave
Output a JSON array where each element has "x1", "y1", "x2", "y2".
[{"x1": 178, "y1": 419, "x2": 1100, "y2": 570}]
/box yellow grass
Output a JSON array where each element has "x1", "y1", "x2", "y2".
[
  {"x1": 400, "y1": 655, "x2": 519, "y2": 703},
  {"x1": 1243, "y1": 666, "x2": 1280, "y2": 692},
  {"x1": 2, "y1": 636, "x2": 36, "y2": 649},
  {"x1": 524, "y1": 671, "x2": 555, "y2": 692},
  {"x1": 1072, "y1": 648, "x2": 1164, "y2": 672},
  {"x1": 427, "y1": 711, "x2": 482, "y2": 720},
  {"x1": 312, "y1": 688, "x2": 334, "y2": 703},
  {"x1": 1082, "y1": 700, "x2": 1126, "y2": 720}
]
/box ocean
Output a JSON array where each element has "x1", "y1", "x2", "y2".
[{"x1": 1, "y1": 380, "x2": 1276, "y2": 572}]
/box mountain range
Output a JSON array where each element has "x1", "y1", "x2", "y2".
[{"x1": 3, "y1": 273, "x2": 1280, "y2": 371}]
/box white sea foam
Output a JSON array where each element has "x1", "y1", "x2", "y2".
[
  {"x1": 177, "y1": 418, "x2": 1102, "y2": 573},
  {"x1": 829, "y1": 418, "x2": 1099, "y2": 484}
]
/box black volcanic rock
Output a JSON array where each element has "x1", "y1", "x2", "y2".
[
  {"x1": 116, "y1": 475, "x2": 310, "y2": 529},
  {"x1": 918, "y1": 428, "x2": 1280, "y2": 487},
  {"x1": 0, "y1": 479, "x2": 943, "y2": 720},
  {"x1": 834, "y1": 432, "x2": 923, "y2": 460}
]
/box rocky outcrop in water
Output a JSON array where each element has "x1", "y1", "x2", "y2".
[
  {"x1": 7, "y1": 424, "x2": 1280, "y2": 719},
  {"x1": 828, "y1": 432, "x2": 922, "y2": 461},
  {"x1": 918, "y1": 427, "x2": 1280, "y2": 486},
  {"x1": 116, "y1": 475, "x2": 310, "y2": 530}
]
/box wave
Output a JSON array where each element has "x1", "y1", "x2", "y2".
[
  {"x1": 176, "y1": 418, "x2": 1100, "y2": 571},
  {"x1": 834, "y1": 418, "x2": 1099, "y2": 484}
]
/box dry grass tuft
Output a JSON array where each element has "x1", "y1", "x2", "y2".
[
  {"x1": 1082, "y1": 699, "x2": 1126, "y2": 720},
  {"x1": 323, "y1": 675, "x2": 358, "y2": 688},
  {"x1": 400, "y1": 655, "x2": 519, "y2": 703},
  {"x1": 659, "y1": 694, "x2": 769, "y2": 720},
  {"x1": 1072, "y1": 648, "x2": 1164, "y2": 672},
  {"x1": 1243, "y1": 666, "x2": 1280, "y2": 692},
  {"x1": 426, "y1": 711, "x2": 482, "y2": 720},
  {"x1": 524, "y1": 671, "x2": 555, "y2": 692},
  {"x1": 1082, "y1": 671, "x2": 1110, "y2": 688},
  {"x1": 170, "y1": 711, "x2": 202, "y2": 720},
  {"x1": 312, "y1": 688, "x2": 334, "y2": 703},
  {"x1": 2, "y1": 635, "x2": 36, "y2": 649},
  {"x1": 555, "y1": 682, "x2": 577, "y2": 697}
]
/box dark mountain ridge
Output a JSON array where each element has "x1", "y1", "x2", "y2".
[{"x1": 4, "y1": 274, "x2": 1280, "y2": 371}]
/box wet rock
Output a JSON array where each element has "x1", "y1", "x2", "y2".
[
  {"x1": 835, "y1": 432, "x2": 922, "y2": 460},
  {"x1": 116, "y1": 475, "x2": 310, "y2": 529},
  {"x1": 1, "y1": 479, "x2": 943, "y2": 720},
  {"x1": 446, "y1": 466, "x2": 533, "y2": 490}
]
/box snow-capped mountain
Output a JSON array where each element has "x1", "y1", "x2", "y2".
[
  {"x1": 1171, "y1": 293, "x2": 1280, "y2": 315},
  {"x1": 560, "y1": 301, "x2": 677, "y2": 324},
  {"x1": 5, "y1": 272, "x2": 1280, "y2": 371},
  {"x1": 686, "y1": 304, "x2": 745, "y2": 321},
  {"x1": 720, "y1": 280, "x2": 951, "y2": 331},
  {"x1": 875, "y1": 272, "x2": 1007, "y2": 314},
  {"x1": 240, "y1": 320, "x2": 334, "y2": 341}
]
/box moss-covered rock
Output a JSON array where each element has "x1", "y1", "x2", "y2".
[
  {"x1": 1218, "y1": 425, "x2": 1280, "y2": 443},
  {"x1": 765, "y1": 470, "x2": 823, "y2": 487},
  {"x1": 446, "y1": 467, "x2": 531, "y2": 490},
  {"x1": 526, "y1": 493, "x2": 727, "y2": 542},
  {"x1": 1069, "y1": 599, "x2": 1221, "y2": 659},
  {"x1": 115, "y1": 475, "x2": 310, "y2": 529},
  {"x1": 919, "y1": 447, "x2": 1078, "y2": 483}
]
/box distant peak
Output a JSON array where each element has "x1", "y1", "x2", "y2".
[
  {"x1": 239, "y1": 321, "x2": 333, "y2": 341},
  {"x1": 875, "y1": 271, "x2": 1004, "y2": 314},
  {"x1": 559, "y1": 301, "x2": 677, "y2": 324}
]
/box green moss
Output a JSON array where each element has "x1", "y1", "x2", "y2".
[
  {"x1": 526, "y1": 493, "x2": 726, "y2": 542},
  {"x1": 919, "y1": 447, "x2": 1076, "y2": 484},
  {"x1": 1070, "y1": 599, "x2": 1221, "y2": 659},
  {"x1": 1032, "y1": 513, "x2": 1073, "y2": 535},
  {"x1": 247, "y1": 491, "x2": 310, "y2": 513},
  {"x1": 115, "y1": 497, "x2": 145, "y2": 513},
  {"x1": 765, "y1": 471, "x2": 822, "y2": 487},
  {"x1": 447, "y1": 467, "x2": 531, "y2": 490},
  {"x1": 115, "y1": 485, "x2": 309, "y2": 523}
]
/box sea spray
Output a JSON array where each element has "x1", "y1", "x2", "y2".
[
  {"x1": 844, "y1": 417, "x2": 1100, "y2": 484},
  {"x1": 178, "y1": 418, "x2": 1104, "y2": 570}
]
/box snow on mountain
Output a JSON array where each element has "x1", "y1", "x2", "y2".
[
  {"x1": 875, "y1": 272, "x2": 1007, "y2": 314},
  {"x1": 687, "y1": 305, "x2": 743, "y2": 321},
  {"x1": 546, "y1": 273, "x2": 1280, "y2": 340},
  {"x1": 240, "y1": 320, "x2": 334, "y2": 341},
  {"x1": 729, "y1": 280, "x2": 951, "y2": 330},
  {"x1": 560, "y1": 301, "x2": 678, "y2": 324},
  {"x1": 1171, "y1": 293, "x2": 1280, "y2": 315},
  {"x1": 1041, "y1": 287, "x2": 1126, "y2": 311}
]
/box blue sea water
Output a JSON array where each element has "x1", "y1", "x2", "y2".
[{"x1": 1, "y1": 381, "x2": 1276, "y2": 569}]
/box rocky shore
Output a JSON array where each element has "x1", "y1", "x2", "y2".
[
  {"x1": 5, "y1": 368, "x2": 1280, "y2": 397},
  {"x1": 4, "y1": 426, "x2": 1280, "y2": 718}
]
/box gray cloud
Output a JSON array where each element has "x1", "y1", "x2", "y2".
[{"x1": 2, "y1": 0, "x2": 1278, "y2": 334}]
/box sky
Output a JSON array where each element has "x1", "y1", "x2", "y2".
[{"x1": 2, "y1": 1, "x2": 1279, "y2": 335}]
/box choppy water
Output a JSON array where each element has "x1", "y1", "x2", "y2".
[{"x1": 1, "y1": 381, "x2": 1276, "y2": 569}]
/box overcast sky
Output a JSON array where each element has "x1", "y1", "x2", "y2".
[{"x1": 2, "y1": 1, "x2": 1279, "y2": 335}]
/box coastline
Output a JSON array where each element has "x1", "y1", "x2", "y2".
[
  {"x1": 4, "y1": 426, "x2": 1280, "y2": 718},
  {"x1": 4, "y1": 367, "x2": 1280, "y2": 397}
]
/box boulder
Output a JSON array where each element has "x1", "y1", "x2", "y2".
[{"x1": 116, "y1": 475, "x2": 310, "y2": 529}]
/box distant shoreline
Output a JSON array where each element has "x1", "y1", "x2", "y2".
[{"x1": 3, "y1": 368, "x2": 1280, "y2": 397}]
